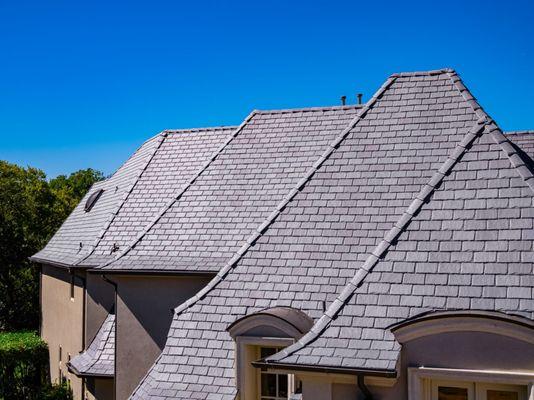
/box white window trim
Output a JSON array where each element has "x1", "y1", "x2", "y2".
[
  {"x1": 235, "y1": 336, "x2": 294, "y2": 400},
  {"x1": 257, "y1": 346, "x2": 294, "y2": 400},
  {"x1": 408, "y1": 367, "x2": 534, "y2": 400}
]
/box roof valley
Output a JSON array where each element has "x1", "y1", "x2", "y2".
[
  {"x1": 267, "y1": 70, "x2": 534, "y2": 366},
  {"x1": 172, "y1": 76, "x2": 397, "y2": 315}
]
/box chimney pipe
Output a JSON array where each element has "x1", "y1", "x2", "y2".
[
  {"x1": 341, "y1": 95, "x2": 346, "y2": 106},
  {"x1": 357, "y1": 93, "x2": 363, "y2": 105}
]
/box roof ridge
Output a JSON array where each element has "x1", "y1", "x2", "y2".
[
  {"x1": 390, "y1": 68, "x2": 455, "y2": 78},
  {"x1": 256, "y1": 104, "x2": 363, "y2": 115},
  {"x1": 505, "y1": 130, "x2": 534, "y2": 135},
  {"x1": 96, "y1": 113, "x2": 255, "y2": 269},
  {"x1": 170, "y1": 75, "x2": 397, "y2": 316},
  {"x1": 163, "y1": 125, "x2": 238, "y2": 134},
  {"x1": 75, "y1": 132, "x2": 169, "y2": 266}
]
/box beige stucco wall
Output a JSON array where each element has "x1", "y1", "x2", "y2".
[
  {"x1": 113, "y1": 274, "x2": 213, "y2": 400},
  {"x1": 85, "y1": 377, "x2": 114, "y2": 400},
  {"x1": 300, "y1": 330, "x2": 534, "y2": 400},
  {"x1": 85, "y1": 273, "x2": 115, "y2": 345},
  {"x1": 41, "y1": 265, "x2": 85, "y2": 400}
]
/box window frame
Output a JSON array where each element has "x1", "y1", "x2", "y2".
[
  {"x1": 235, "y1": 336, "x2": 294, "y2": 400},
  {"x1": 408, "y1": 367, "x2": 533, "y2": 400},
  {"x1": 430, "y1": 379, "x2": 474, "y2": 400},
  {"x1": 257, "y1": 346, "x2": 294, "y2": 400}
]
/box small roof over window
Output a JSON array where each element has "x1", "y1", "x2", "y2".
[{"x1": 227, "y1": 307, "x2": 314, "y2": 339}]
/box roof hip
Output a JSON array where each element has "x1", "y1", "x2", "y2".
[{"x1": 265, "y1": 69, "x2": 534, "y2": 370}]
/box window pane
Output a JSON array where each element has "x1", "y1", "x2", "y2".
[
  {"x1": 278, "y1": 374, "x2": 288, "y2": 397},
  {"x1": 438, "y1": 386, "x2": 468, "y2": 400},
  {"x1": 261, "y1": 347, "x2": 277, "y2": 358},
  {"x1": 487, "y1": 390, "x2": 518, "y2": 400},
  {"x1": 261, "y1": 373, "x2": 277, "y2": 397}
]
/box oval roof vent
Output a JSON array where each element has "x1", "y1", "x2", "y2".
[{"x1": 84, "y1": 188, "x2": 104, "y2": 212}]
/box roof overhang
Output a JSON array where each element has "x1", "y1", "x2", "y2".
[
  {"x1": 252, "y1": 359, "x2": 397, "y2": 378},
  {"x1": 88, "y1": 268, "x2": 217, "y2": 277},
  {"x1": 29, "y1": 256, "x2": 94, "y2": 270},
  {"x1": 67, "y1": 362, "x2": 114, "y2": 379}
]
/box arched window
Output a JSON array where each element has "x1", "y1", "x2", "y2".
[
  {"x1": 227, "y1": 307, "x2": 313, "y2": 400},
  {"x1": 391, "y1": 311, "x2": 534, "y2": 400}
]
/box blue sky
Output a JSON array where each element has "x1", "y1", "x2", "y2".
[{"x1": 0, "y1": 0, "x2": 533, "y2": 177}]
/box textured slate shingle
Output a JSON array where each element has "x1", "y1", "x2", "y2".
[
  {"x1": 69, "y1": 314, "x2": 115, "y2": 377},
  {"x1": 32, "y1": 127, "x2": 235, "y2": 268},
  {"x1": 128, "y1": 69, "x2": 529, "y2": 400},
  {"x1": 264, "y1": 75, "x2": 534, "y2": 373},
  {"x1": 31, "y1": 134, "x2": 163, "y2": 267},
  {"x1": 99, "y1": 106, "x2": 363, "y2": 272}
]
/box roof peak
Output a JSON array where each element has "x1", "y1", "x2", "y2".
[
  {"x1": 163, "y1": 125, "x2": 238, "y2": 134},
  {"x1": 390, "y1": 68, "x2": 455, "y2": 78}
]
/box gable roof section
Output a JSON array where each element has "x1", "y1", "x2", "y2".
[
  {"x1": 32, "y1": 126, "x2": 235, "y2": 268},
  {"x1": 261, "y1": 75, "x2": 534, "y2": 373},
  {"x1": 129, "y1": 69, "x2": 492, "y2": 400},
  {"x1": 78, "y1": 126, "x2": 236, "y2": 267},
  {"x1": 98, "y1": 105, "x2": 363, "y2": 273},
  {"x1": 68, "y1": 313, "x2": 115, "y2": 377},
  {"x1": 31, "y1": 133, "x2": 164, "y2": 267}
]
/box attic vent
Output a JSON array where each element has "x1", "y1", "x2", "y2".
[{"x1": 85, "y1": 189, "x2": 104, "y2": 212}]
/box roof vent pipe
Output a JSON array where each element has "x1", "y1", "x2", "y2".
[
  {"x1": 341, "y1": 96, "x2": 346, "y2": 106},
  {"x1": 357, "y1": 93, "x2": 363, "y2": 105}
]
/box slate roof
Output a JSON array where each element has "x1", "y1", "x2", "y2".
[
  {"x1": 69, "y1": 314, "x2": 115, "y2": 377},
  {"x1": 97, "y1": 105, "x2": 362, "y2": 272},
  {"x1": 260, "y1": 79, "x2": 534, "y2": 372},
  {"x1": 507, "y1": 130, "x2": 534, "y2": 158},
  {"x1": 126, "y1": 69, "x2": 534, "y2": 400},
  {"x1": 31, "y1": 127, "x2": 235, "y2": 268}
]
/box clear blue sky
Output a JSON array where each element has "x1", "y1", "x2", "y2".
[{"x1": 1, "y1": 0, "x2": 533, "y2": 177}]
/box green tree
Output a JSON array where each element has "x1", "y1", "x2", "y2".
[
  {"x1": 49, "y1": 168, "x2": 104, "y2": 221},
  {"x1": 0, "y1": 162, "x2": 103, "y2": 331}
]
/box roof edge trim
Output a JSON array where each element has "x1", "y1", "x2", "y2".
[
  {"x1": 251, "y1": 359, "x2": 397, "y2": 378},
  {"x1": 390, "y1": 310, "x2": 534, "y2": 332}
]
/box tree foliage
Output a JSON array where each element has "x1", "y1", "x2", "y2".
[{"x1": 0, "y1": 162, "x2": 103, "y2": 330}]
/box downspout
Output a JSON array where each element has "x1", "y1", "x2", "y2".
[
  {"x1": 357, "y1": 374, "x2": 373, "y2": 400},
  {"x1": 102, "y1": 274, "x2": 118, "y2": 400}
]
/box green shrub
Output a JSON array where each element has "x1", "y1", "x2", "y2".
[
  {"x1": 39, "y1": 383, "x2": 73, "y2": 400},
  {"x1": 0, "y1": 331, "x2": 49, "y2": 400}
]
